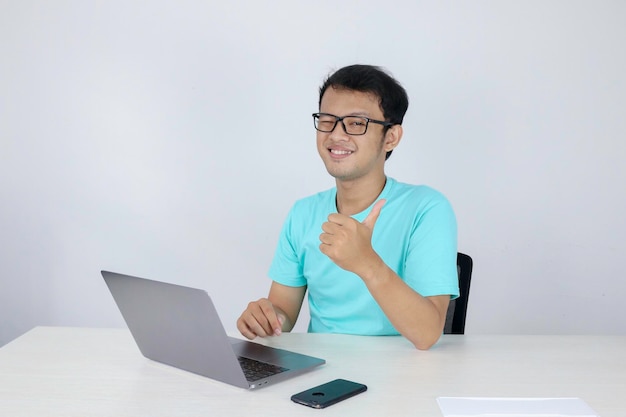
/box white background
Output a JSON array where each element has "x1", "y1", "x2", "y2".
[{"x1": 1, "y1": 1, "x2": 625, "y2": 346}]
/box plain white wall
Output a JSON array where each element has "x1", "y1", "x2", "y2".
[{"x1": 1, "y1": 1, "x2": 625, "y2": 346}]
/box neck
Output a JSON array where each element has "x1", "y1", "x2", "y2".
[{"x1": 335, "y1": 173, "x2": 387, "y2": 215}]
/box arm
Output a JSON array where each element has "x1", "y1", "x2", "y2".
[
  {"x1": 319, "y1": 199, "x2": 451, "y2": 350},
  {"x1": 359, "y1": 257, "x2": 450, "y2": 350},
  {"x1": 237, "y1": 281, "x2": 306, "y2": 339}
]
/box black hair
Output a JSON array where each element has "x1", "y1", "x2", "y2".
[{"x1": 318, "y1": 65, "x2": 409, "y2": 160}]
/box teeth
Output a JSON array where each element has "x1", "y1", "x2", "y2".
[{"x1": 330, "y1": 149, "x2": 352, "y2": 155}]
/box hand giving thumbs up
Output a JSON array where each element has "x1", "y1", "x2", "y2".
[{"x1": 319, "y1": 199, "x2": 386, "y2": 275}]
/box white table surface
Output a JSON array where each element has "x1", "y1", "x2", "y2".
[{"x1": 0, "y1": 327, "x2": 624, "y2": 416}]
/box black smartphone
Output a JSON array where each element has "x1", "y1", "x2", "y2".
[{"x1": 290, "y1": 378, "x2": 367, "y2": 409}]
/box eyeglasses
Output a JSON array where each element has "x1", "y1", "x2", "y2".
[{"x1": 312, "y1": 113, "x2": 394, "y2": 136}]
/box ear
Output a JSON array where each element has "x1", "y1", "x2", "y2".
[{"x1": 383, "y1": 124, "x2": 403, "y2": 153}]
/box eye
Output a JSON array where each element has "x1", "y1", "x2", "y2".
[
  {"x1": 346, "y1": 117, "x2": 366, "y2": 127},
  {"x1": 315, "y1": 115, "x2": 338, "y2": 131}
]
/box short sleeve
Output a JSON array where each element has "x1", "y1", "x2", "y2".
[
  {"x1": 268, "y1": 207, "x2": 308, "y2": 287},
  {"x1": 404, "y1": 195, "x2": 459, "y2": 299}
]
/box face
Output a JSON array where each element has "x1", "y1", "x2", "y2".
[{"x1": 316, "y1": 87, "x2": 401, "y2": 183}]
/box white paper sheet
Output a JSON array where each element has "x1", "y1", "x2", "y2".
[{"x1": 436, "y1": 397, "x2": 599, "y2": 417}]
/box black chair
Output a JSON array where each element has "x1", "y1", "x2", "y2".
[{"x1": 443, "y1": 252, "x2": 473, "y2": 334}]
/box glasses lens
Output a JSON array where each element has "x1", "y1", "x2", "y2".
[
  {"x1": 343, "y1": 117, "x2": 368, "y2": 135},
  {"x1": 314, "y1": 114, "x2": 337, "y2": 132}
]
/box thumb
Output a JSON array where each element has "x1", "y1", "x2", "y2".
[{"x1": 362, "y1": 199, "x2": 386, "y2": 229}]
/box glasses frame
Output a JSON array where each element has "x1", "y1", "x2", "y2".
[{"x1": 312, "y1": 112, "x2": 394, "y2": 136}]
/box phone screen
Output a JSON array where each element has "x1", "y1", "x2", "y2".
[{"x1": 290, "y1": 379, "x2": 367, "y2": 409}]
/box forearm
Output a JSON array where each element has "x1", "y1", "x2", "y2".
[{"x1": 359, "y1": 257, "x2": 448, "y2": 350}]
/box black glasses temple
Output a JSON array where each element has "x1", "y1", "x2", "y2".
[{"x1": 369, "y1": 120, "x2": 395, "y2": 128}]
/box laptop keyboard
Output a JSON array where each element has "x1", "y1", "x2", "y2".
[{"x1": 238, "y1": 356, "x2": 289, "y2": 381}]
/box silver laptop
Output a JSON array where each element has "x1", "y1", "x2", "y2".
[{"x1": 101, "y1": 271, "x2": 325, "y2": 389}]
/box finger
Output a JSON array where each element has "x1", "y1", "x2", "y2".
[
  {"x1": 236, "y1": 317, "x2": 254, "y2": 339},
  {"x1": 362, "y1": 199, "x2": 386, "y2": 229},
  {"x1": 240, "y1": 329, "x2": 256, "y2": 340},
  {"x1": 237, "y1": 314, "x2": 266, "y2": 340},
  {"x1": 319, "y1": 242, "x2": 331, "y2": 257},
  {"x1": 251, "y1": 304, "x2": 278, "y2": 336},
  {"x1": 321, "y1": 221, "x2": 341, "y2": 234},
  {"x1": 327, "y1": 213, "x2": 350, "y2": 225},
  {"x1": 259, "y1": 302, "x2": 284, "y2": 336},
  {"x1": 319, "y1": 231, "x2": 334, "y2": 245},
  {"x1": 251, "y1": 313, "x2": 273, "y2": 336},
  {"x1": 239, "y1": 299, "x2": 275, "y2": 338}
]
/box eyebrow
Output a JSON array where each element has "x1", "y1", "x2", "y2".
[{"x1": 321, "y1": 111, "x2": 375, "y2": 118}]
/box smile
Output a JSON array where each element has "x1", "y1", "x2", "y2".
[{"x1": 330, "y1": 149, "x2": 353, "y2": 155}]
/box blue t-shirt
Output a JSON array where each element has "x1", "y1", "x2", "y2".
[{"x1": 268, "y1": 177, "x2": 459, "y2": 336}]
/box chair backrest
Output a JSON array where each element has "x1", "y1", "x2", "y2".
[{"x1": 443, "y1": 252, "x2": 473, "y2": 334}]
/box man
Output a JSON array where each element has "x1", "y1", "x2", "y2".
[{"x1": 237, "y1": 64, "x2": 459, "y2": 350}]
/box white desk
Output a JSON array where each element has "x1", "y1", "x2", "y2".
[{"x1": 0, "y1": 327, "x2": 624, "y2": 416}]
